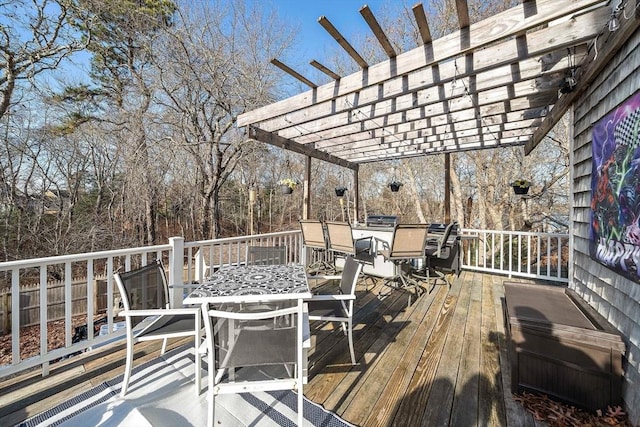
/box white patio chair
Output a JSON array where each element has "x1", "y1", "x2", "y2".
[
  {"x1": 202, "y1": 302, "x2": 305, "y2": 427},
  {"x1": 306, "y1": 255, "x2": 363, "y2": 365},
  {"x1": 114, "y1": 260, "x2": 201, "y2": 397}
]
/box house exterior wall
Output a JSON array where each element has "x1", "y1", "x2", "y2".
[{"x1": 571, "y1": 26, "x2": 640, "y2": 425}]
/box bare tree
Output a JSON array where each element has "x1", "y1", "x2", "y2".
[
  {"x1": 153, "y1": 1, "x2": 295, "y2": 238},
  {"x1": 0, "y1": 0, "x2": 91, "y2": 120}
]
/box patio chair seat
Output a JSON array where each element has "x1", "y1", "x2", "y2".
[
  {"x1": 136, "y1": 314, "x2": 198, "y2": 338},
  {"x1": 220, "y1": 327, "x2": 296, "y2": 368},
  {"x1": 306, "y1": 299, "x2": 346, "y2": 318}
]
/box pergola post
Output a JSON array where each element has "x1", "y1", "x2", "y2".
[
  {"x1": 303, "y1": 156, "x2": 311, "y2": 220},
  {"x1": 444, "y1": 153, "x2": 451, "y2": 223},
  {"x1": 353, "y1": 167, "x2": 360, "y2": 223}
]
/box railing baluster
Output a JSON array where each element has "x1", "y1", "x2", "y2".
[
  {"x1": 11, "y1": 268, "x2": 20, "y2": 365},
  {"x1": 547, "y1": 235, "x2": 551, "y2": 277},
  {"x1": 65, "y1": 262, "x2": 72, "y2": 348},
  {"x1": 527, "y1": 235, "x2": 531, "y2": 275},
  {"x1": 107, "y1": 257, "x2": 114, "y2": 334},
  {"x1": 40, "y1": 266, "x2": 48, "y2": 376},
  {"x1": 87, "y1": 260, "x2": 94, "y2": 341}
]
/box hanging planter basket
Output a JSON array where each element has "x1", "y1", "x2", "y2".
[
  {"x1": 278, "y1": 178, "x2": 297, "y2": 195},
  {"x1": 335, "y1": 187, "x2": 347, "y2": 197},
  {"x1": 511, "y1": 179, "x2": 531, "y2": 195},
  {"x1": 389, "y1": 181, "x2": 403, "y2": 192}
]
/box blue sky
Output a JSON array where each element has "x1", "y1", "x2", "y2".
[{"x1": 268, "y1": 1, "x2": 396, "y2": 60}]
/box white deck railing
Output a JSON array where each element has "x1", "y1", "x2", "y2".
[
  {"x1": 0, "y1": 231, "x2": 301, "y2": 379},
  {"x1": 0, "y1": 228, "x2": 567, "y2": 378},
  {"x1": 459, "y1": 228, "x2": 569, "y2": 283}
]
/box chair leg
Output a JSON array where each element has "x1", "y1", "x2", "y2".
[
  {"x1": 121, "y1": 337, "x2": 134, "y2": 397},
  {"x1": 207, "y1": 343, "x2": 215, "y2": 427},
  {"x1": 161, "y1": 338, "x2": 168, "y2": 355},
  {"x1": 297, "y1": 374, "x2": 304, "y2": 426},
  {"x1": 195, "y1": 316, "x2": 202, "y2": 396},
  {"x1": 347, "y1": 319, "x2": 356, "y2": 365}
]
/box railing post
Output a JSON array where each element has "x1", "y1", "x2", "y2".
[{"x1": 169, "y1": 237, "x2": 185, "y2": 307}]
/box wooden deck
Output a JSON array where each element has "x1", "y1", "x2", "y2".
[{"x1": 0, "y1": 270, "x2": 542, "y2": 426}]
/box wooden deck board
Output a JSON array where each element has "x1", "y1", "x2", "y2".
[
  {"x1": 479, "y1": 273, "x2": 507, "y2": 426},
  {"x1": 450, "y1": 271, "x2": 483, "y2": 426},
  {"x1": 0, "y1": 271, "x2": 540, "y2": 427},
  {"x1": 355, "y1": 284, "x2": 443, "y2": 426},
  {"x1": 418, "y1": 269, "x2": 474, "y2": 426}
]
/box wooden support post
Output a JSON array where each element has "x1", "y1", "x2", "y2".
[
  {"x1": 445, "y1": 153, "x2": 451, "y2": 223},
  {"x1": 353, "y1": 168, "x2": 360, "y2": 224},
  {"x1": 303, "y1": 156, "x2": 311, "y2": 220}
]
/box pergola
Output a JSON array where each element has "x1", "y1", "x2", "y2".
[{"x1": 237, "y1": 0, "x2": 635, "y2": 220}]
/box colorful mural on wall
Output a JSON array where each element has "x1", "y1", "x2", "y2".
[{"x1": 590, "y1": 90, "x2": 640, "y2": 283}]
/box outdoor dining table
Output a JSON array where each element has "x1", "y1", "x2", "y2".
[{"x1": 182, "y1": 263, "x2": 312, "y2": 382}]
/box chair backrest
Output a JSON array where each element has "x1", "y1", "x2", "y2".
[
  {"x1": 388, "y1": 223, "x2": 429, "y2": 258},
  {"x1": 299, "y1": 220, "x2": 327, "y2": 250},
  {"x1": 246, "y1": 245, "x2": 287, "y2": 265},
  {"x1": 340, "y1": 256, "x2": 363, "y2": 296},
  {"x1": 204, "y1": 304, "x2": 300, "y2": 369},
  {"x1": 427, "y1": 221, "x2": 457, "y2": 257},
  {"x1": 325, "y1": 221, "x2": 356, "y2": 255},
  {"x1": 114, "y1": 260, "x2": 169, "y2": 312}
]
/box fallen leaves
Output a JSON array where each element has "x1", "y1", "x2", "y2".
[{"x1": 514, "y1": 391, "x2": 632, "y2": 426}]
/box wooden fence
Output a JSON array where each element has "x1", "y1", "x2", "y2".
[{"x1": 0, "y1": 277, "x2": 111, "y2": 333}]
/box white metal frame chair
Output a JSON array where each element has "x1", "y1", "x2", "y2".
[
  {"x1": 114, "y1": 260, "x2": 201, "y2": 397},
  {"x1": 376, "y1": 223, "x2": 430, "y2": 307},
  {"x1": 202, "y1": 302, "x2": 305, "y2": 427},
  {"x1": 306, "y1": 255, "x2": 363, "y2": 365}
]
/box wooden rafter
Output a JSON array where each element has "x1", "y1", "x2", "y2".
[
  {"x1": 455, "y1": 0, "x2": 470, "y2": 29},
  {"x1": 412, "y1": 3, "x2": 432, "y2": 45},
  {"x1": 270, "y1": 58, "x2": 317, "y2": 88},
  {"x1": 360, "y1": 5, "x2": 396, "y2": 58},
  {"x1": 318, "y1": 16, "x2": 369, "y2": 69},
  {"x1": 310, "y1": 60, "x2": 341, "y2": 80}
]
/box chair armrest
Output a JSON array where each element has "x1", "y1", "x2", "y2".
[
  {"x1": 119, "y1": 307, "x2": 200, "y2": 317},
  {"x1": 306, "y1": 274, "x2": 342, "y2": 281},
  {"x1": 306, "y1": 294, "x2": 355, "y2": 301},
  {"x1": 355, "y1": 236, "x2": 373, "y2": 253},
  {"x1": 169, "y1": 283, "x2": 200, "y2": 289},
  {"x1": 372, "y1": 237, "x2": 389, "y2": 252}
]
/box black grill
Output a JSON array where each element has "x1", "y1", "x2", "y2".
[{"x1": 366, "y1": 215, "x2": 399, "y2": 228}]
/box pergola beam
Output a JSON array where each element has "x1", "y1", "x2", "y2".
[
  {"x1": 248, "y1": 126, "x2": 359, "y2": 171},
  {"x1": 270, "y1": 58, "x2": 317, "y2": 88},
  {"x1": 360, "y1": 5, "x2": 396, "y2": 57},
  {"x1": 318, "y1": 16, "x2": 369, "y2": 69}
]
